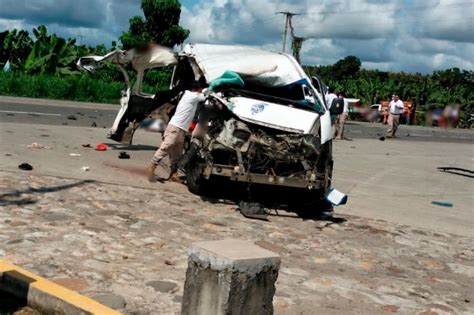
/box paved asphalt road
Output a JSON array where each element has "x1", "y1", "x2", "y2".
[
  {"x1": 0, "y1": 101, "x2": 117, "y2": 129},
  {"x1": 0, "y1": 98, "x2": 473, "y2": 143}
]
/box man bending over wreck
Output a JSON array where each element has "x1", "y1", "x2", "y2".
[{"x1": 147, "y1": 79, "x2": 207, "y2": 181}]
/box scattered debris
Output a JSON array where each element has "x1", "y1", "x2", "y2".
[
  {"x1": 238, "y1": 201, "x2": 268, "y2": 221},
  {"x1": 431, "y1": 201, "x2": 453, "y2": 208},
  {"x1": 40, "y1": 134, "x2": 50, "y2": 137},
  {"x1": 118, "y1": 151, "x2": 130, "y2": 159},
  {"x1": 27, "y1": 142, "x2": 50, "y2": 149},
  {"x1": 62, "y1": 122, "x2": 68, "y2": 125},
  {"x1": 326, "y1": 188, "x2": 348, "y2": 206},
  {"x1": 379, "y1": 136, "x2": 386, "y2": 141},
  {"x1": 437, "y1": 167, "x2": 474, "y2": 178},
  {"x1": 95, "y1": 143, "x2": 108, "y2": 151},
  {"x1": 67, "y1": 115, "x2": 77, "y2": 120},
  {"x1": 91, "y1": 122, "x2": 97, "y2": 127},
  {"x1": 82, "y1": 144, "x2": 92, "y2": 148},
  {"x1": 18, "y1": 163, "x2": 33, "y2": 171},
  {"x1": 81, "y1": 166, "x2": 90, "y2": 172},
  {"x1": 69, "y1": 153, "x2": 81, "y2": 157}
]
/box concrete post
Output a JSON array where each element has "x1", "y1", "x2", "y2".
[{"x1": 181, "y1": 239, "x2": 281, "y2": 315}]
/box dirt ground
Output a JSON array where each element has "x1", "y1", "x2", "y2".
[{"x1": 1, "y1": 170, "x2": 473, "y2": 314}]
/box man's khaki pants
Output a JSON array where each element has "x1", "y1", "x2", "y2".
[
  {"x1": 387, "y1": 113, "x2": 400, "y2": 137},
  {"x1": 334, "y1": 112, "x2": 348, "y2": 139},
  {"x1": 153, "y1": 125, "x2": 186, "y2": 170}
]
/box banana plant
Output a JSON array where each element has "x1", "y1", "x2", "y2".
[
  {"x1": 1, "y1": 29, "x2": 33, "y2": 69},
  {"x1": 23, "y1": 25, "x2": 78, "y2": 75}
]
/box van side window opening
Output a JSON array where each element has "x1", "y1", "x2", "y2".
[{"x1": 142, "y1": 67, "x2": 174, "y2": 95}]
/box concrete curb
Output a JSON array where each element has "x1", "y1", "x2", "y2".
[
  {"x1": 0, "y1": 259, "x2": 121, "y2": 314},
  {"x1": 0, "y1": 95, "x2": 117, "y2": 110}
]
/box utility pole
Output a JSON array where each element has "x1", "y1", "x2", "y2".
[
  {"x1": 276, "y1": 11, "x2": 300, "y2": 53},
  {"x1": 77, "y1": 34, "x2": 86, "y2": 45}
]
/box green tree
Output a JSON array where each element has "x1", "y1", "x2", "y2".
[
  {"x1": 0, "y1": 30, "x2": 9, "y2": 63},
  {"x1": 120, "y1": 0, "x2": 190, "y2": 49},
  {"x1": 1, "y1": 29, "x2": 33, "y2": 68},
  {"x1": 332, "y1": 55, "x2": 361, "y2": 80}
]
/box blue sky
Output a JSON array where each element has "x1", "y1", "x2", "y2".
[{"x1": 0, "y1": 0, "x2": 472, "y2": 73}]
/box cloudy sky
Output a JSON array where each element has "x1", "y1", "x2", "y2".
[{"x1": 0, "y1": 0, "x2": 472, "y2": 73}]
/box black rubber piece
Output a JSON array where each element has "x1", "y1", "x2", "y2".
[
  {"x1": 118, "y1": 151, "x2": 130, "y2": 159},
  {"x1": 238, "y1": 201, "x2": 269, "y2": 221},
  {"x1": 18, "y1": 163, "x2": 33, "y2": 171}
]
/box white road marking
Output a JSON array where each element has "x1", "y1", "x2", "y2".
[{"x1": 0, "y1": 110, "x2": 62, "y2": 117}]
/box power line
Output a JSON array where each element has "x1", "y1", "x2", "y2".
[
  {"x1": 295, "y1": 16, "x2": 473, "y2": 40},
  {"x1": 212, "y1": 1, "x2": 473, "y2": 40},
  {"x1": 302, "y1": 1, "x2": 474, "y2": 16},
  {"x1": 232, "y1": 15, "x2": 280, "y2": 30}
]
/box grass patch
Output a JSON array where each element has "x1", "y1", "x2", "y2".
[
  {"x1": 0, "y1": 69, "x2": 173, "y2": 104},
  {"x1": 0, "y1": 72, "x2": 125, "y2": 104}
]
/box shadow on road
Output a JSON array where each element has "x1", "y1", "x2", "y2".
[
  {"x1": 437, "y1": 167, "x2": 474, "y2": 179},
  {"x1": 197, "y1": 177, "x2": 347, "y2": 223},
  {"x1": 0, "y1": 180, "x2": 95, "y2": 207},
  {"x1": 105, "y1": 143, "x2": 158, "y2": 151}
]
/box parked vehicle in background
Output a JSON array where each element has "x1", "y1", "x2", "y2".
[{"x1": 367, "y1": 104, "x2": 382, "y2": 123}]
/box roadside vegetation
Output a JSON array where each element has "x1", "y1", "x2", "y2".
[
  {"x1": 0, "y1": 0, "x2": 472, "y2": 115},
  {"x1": 305, "y1": 57, "x2": 473, "y2": 109}
]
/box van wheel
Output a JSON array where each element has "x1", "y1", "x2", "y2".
[
  {"x1": 298, "y1": 190, "x2": 333, "y2": 214},
  {"x1": 185, "y1": 162, "x2": 208, "y2": 195}
]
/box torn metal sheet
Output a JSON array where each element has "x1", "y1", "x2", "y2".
[
  {"x1": 77, "y1": 45, "x2": 177, "y2": 73},
  {"x1": 182, "y1": 43, "x2": 310, "y2": 87}
]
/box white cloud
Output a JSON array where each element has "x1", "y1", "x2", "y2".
[
  {"x1": 0, "y1": 0, "x2": 472, "y2": 73},
  {"x1": 181, "y1": 0, "x2": 474, "y2": 72}
]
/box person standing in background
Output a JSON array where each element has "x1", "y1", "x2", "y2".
[
  {"x1": 325, "y1": 87, "x2": 337, "y2": 110},
  {"x1": 386, "y1": 94, "x2": 404, "y2": 138},
  {"x1": 334, "y1": 92, "x2": 349, "y2": 140}
]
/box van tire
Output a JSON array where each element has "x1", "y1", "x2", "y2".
[{"x1": 186, "y1": 162, "x2": 208, "y2": 195}]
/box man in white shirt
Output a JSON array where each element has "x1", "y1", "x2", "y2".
[
  {"x1": 147, "y1": 81, "x2": 206, "y2": 181},
  {"x1": 334, "y1": 92, "x2": 349, "y2": 140},
  {"x1": 386, "y1": 94, "x2": 404, "y2": 138},
  {"x1": 325, "y1": 88, "x2": 337, "y2": 109}
]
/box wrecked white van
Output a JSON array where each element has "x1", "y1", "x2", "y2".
[{"x1": 78, "y1": 44, "x2": 334, "y2": 205}]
